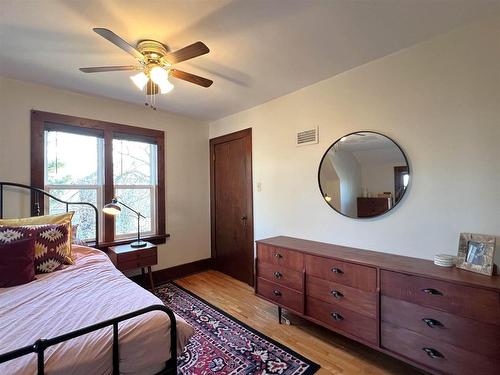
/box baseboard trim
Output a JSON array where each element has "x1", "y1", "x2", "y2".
[{"x1": 131, "y1": 258, "x2": 214, "y2": 286}]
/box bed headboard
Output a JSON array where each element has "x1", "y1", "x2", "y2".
[{"x1": 0, "y1": 182, "x2": 99, "y2": 246}]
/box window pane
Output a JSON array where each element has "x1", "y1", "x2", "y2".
[
  {"x1": 114, "y1": 188, "x2": 153, "y2": 236},
  {"x1": 48, "y1": 189, "x2": 98, "y2": 241},
  {"x1": 113, "y1": 139, "x2": 156, "y2": 185},
  {"x1": 403, "y1": 173, "x2": 410, "y2": 187},
  {"x1": 46, "y1": 131, "x2": 102, "y2": 185}
]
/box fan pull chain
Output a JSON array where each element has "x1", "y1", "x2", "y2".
[{"x1": 144, "y1": 80, "x2": 158, "y2": 111}]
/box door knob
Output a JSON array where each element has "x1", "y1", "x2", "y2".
[{"x1": 240, "y1": 215, "x2": 247, "y2": 228}]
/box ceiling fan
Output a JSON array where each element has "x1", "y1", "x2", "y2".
[{"x1": 79, "y1": 28, "x2": 213, "y2": 108}]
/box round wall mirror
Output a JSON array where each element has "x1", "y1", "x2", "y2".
[{"x1": 318, "y1": 131, "x2": 410, "y2": 218}]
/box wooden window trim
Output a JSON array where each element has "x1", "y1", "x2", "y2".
[{"x1": 31, "y1": 110, "x2": 167, "y2": 248}]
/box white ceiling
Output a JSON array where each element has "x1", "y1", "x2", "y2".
[
  {"x1": 1, "y1": 0, "x2": 499, "y2": 121},
  {"x1": 338, "y1": 133, "x2": 394, "y2": 152},
  {"x1": 327, "y1": 133, "x2": 405, "y2": 165}
]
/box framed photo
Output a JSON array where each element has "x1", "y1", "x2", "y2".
[{"x1": 457, "y1": 233, "x2": 496, "y2": 276}]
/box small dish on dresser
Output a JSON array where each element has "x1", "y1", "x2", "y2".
[{"x1": 434, "y1": 254, "x2": 456, "y2": 267}]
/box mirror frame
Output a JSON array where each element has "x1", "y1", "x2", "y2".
[{"x1": 317, "y1": 130, "x2": 410, "y2": 219}]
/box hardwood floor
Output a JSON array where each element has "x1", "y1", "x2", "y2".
[{"x1": 175, "y1": 270, "x2": 423, "y2": 375}]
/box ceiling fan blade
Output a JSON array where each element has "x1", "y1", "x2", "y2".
[
  {"x1": 79, "y1": 65, "x2": 137, "y2": 73},
  {"x1": 93, "y1": 28, "x2": 144, "y2": 61},
  {"x1": 170, "y1": 69, "x2": 213, "y2": 88},
  {"x1": 164, "y1": 42, "x2": 209, "y2": 64}
]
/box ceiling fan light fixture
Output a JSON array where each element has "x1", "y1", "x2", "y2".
[
  {"x1": 150, "y1": 66, "x2": 173, "y2": 94},
  {"x1": 80, "y1": 29, "x2": 212, "y2": 105},
  {"x1": 150, "y1": 66, "x2": 168, "y2": 85},
  {"x1": 130, "y1": 72, "x2": 148, "y2": 90},
  {"x1": 159, "y1": 80, "x2": 174, "y2": 94}
]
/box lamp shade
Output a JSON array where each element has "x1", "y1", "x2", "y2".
[
  {"x1": 102, "y1": 202, "x2": 121, "y2": 216},
  {"x1": 150, "y1": 66, "x2": 168, "y2": 85},
  {"x1": 150, "y1": 66, "x2": 174, "y2": 94},
  {"x1": 130, "y1": 72, "x2": 149, "y2": 90}
]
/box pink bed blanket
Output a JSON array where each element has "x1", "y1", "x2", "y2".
[{"x1": 0, "y1": 245, "x2": 194, "y2": 374}]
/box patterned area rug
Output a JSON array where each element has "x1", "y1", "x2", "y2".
[{"x1": 155, "y1": 283, "x2": 320, "y2": 375}]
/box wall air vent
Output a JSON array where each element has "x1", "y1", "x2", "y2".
[{"x1": 296, "y1": 127, "x2": 319, "y2": 146}]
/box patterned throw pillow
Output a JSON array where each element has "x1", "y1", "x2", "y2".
[
  {"x1": 0, "y1": 224, "x2": 71, "y2": 273},
  {"x1": 0, "y1": 212, "x2": 75, "y2": 264}
]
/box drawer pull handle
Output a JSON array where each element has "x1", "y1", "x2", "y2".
[
  {"x1": 331, "y1": 290, "x2": 344, "y2": 299},
  {"x1": 422, "y1": 347, "x2": 444, "y2": 359},
  {"x1": 331, "y1": 267, "x2": 343, "y2": 274},
  {"x1": 273, "y1": 290, "x2": 282, "y2": 296},
  {"x1": 422, "y1": 288, "x2": 443, "y2": 296},
  {"x1": 330, "y1": 312, "x2": 344, "y2": 321},
  {"x1": 422, "y1": 318, "x2": 444, "y2": 328},
  {"x1": 274, "y1": 253, "x2": 283, "y2": 259},
  {"x1": 274, "y1": 271, "x2": 282, "y2": 279}
]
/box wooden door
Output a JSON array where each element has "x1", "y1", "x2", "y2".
[
  {"x1": 394, "y1": 166, "x2": 409, "y2": 203},
  {"x1": 210, "y1": 129, "x2": 253, "y2": 285}
]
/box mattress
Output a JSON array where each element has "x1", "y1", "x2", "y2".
[{"x1": 0, "y1": 245, "x2": 194, "y2": 375}]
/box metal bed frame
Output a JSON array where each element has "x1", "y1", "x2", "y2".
[{"x1": 0, "y1": 182, "x2": 178, "y2": 375}]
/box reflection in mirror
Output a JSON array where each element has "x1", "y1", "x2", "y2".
[{"x1": 318, "y1": 131, "x2": 409, "y2": 218}]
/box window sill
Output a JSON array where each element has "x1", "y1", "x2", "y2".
[{"x1": 88, "y1": 234, "x2": 170, "y2": 250}]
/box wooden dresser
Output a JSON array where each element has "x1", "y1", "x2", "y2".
[
  {"x1": 255, "y1": 236, "x2": 500, "y2": 375},
  {"x1": 357, "y1": 197, "x2": 390, "y2": 218}
]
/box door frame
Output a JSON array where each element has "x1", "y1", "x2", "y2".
[{"x1": 209, "y1": 128, "x2": 254, "y2": 285}]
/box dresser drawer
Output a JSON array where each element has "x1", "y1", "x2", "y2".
[
  {"x1": 381, "y1": 295, "x2": 500, "y2": 359},
  {"x1": 305, "y1": 255, "x2": 376, "y2": 292},
  {"x1": 306, "y1": 275, "x2": 376, "y2": 318},
  {"x1": 257, "y1": 244, "x2": 304, "y2": 271},
  {"x1": 118, "y1": 247, "x2": 158, "y2": 262},
  {"x1": 306, "y1": 296, "x2": 377, "y2": 345},
  {"x1": 381, "y1": 322, "x2": 500, "y2": 375},
  {"x1": 118, "y1": 256, "x2": 157, "y2": 271},
  {"x1": 381, "y1": 270, "x2": 500, "y2": 325},
  {"x1": 257, "y1": 261, "x2": 303, "y2": 291},
  {"x1": 256, "y1": 277, "x2": 304, "y2": 313}
]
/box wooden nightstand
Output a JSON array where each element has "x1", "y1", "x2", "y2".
[{"x1": 108, "y1": 242, "x2": 157, "y2": 290}]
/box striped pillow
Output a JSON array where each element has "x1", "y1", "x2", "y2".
[{"x1": 0, "y1": 224, "x2": 71, "y2": 273}]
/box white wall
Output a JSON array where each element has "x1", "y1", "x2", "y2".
[
  {"x1": 209, "y1": 15, "x2": 500, "y2": 265},
  {"x1": 0, "y1": 77, "x2": 211, "y2": 270},
  {"x1": 353, "y1": 147, "x2": 407, "y2": 198},
  {"x1": 330, "y1": 150, "x2": 361, "y2": 217},
  {"x1": 318, "y1": 157, "x2": 340, "y2": 210},
  {"x1": 359, "y1": 163, "x2": 397, "y2": 198}
]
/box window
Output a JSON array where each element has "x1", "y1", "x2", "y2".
[
  {"x1": 31, "y1": 110, "x2": 166, "y2": 247},
  {"x1": 44, "y1": 131, "x2": 104, "y2": 242},
  {"x1": 113, "y1": 139, "x2": 157, "y2": 238}
]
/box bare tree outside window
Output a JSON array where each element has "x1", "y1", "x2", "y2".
[
  {"x1": 113, "y1": 139, "x2": 157, "y2": 238},
  {"x1": 45, "y1": 131, "x2": 103, "y2": 241},
  {"x1": 44, "y1": 131, "x2": 158, "y2": 242}
]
